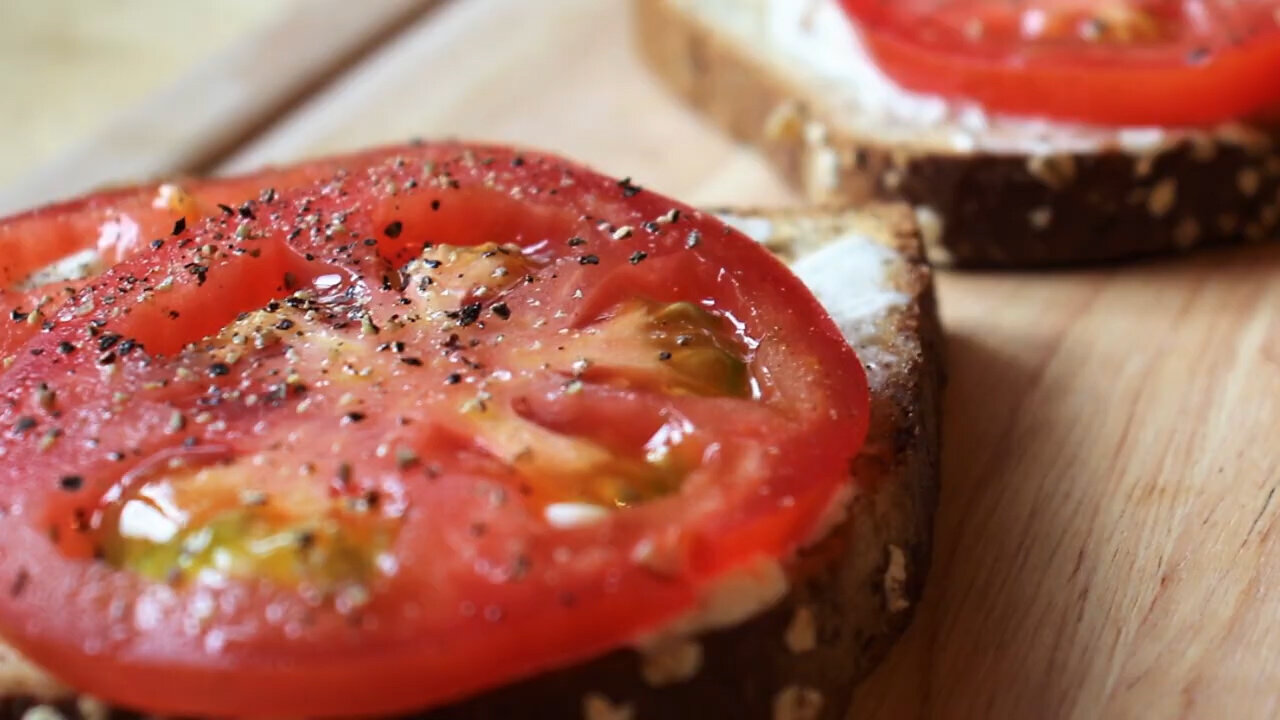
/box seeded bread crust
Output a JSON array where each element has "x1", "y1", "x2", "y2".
[
  {"x1": 633, "y1": 0, "x2": 1280, "y2": 267},
  {"x1": 0, "y1": 205, "x2": 941, "y2": 720}
]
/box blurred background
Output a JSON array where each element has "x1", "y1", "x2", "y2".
[
  {"x1": 0, "y1": 0, "x2": 786, "y2": 215},
  {"x1": 0, "y1": 1, "x2": 290, "y2": 186}
]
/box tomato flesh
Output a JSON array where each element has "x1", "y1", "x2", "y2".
[
  {"x1": 0, "y1": 152, "x2": 391, "y2": 362},
  {"x1": 0, "y1": 144, "x2": 869, "y2": 717},
  {"x1": 839, "y1": 0, "x2": 1280, "y2": 126}
]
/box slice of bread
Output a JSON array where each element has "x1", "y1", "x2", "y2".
[
  {"x1": 635, "y1": 0, "x2": 1280, "y2": 267},
  {"x1": 0, "y1": 204, "x2": 942, "y2": 720}
]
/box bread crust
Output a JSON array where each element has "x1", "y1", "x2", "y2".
[
  {"x1": 0, "y1": 206, "x2": 941, "y2": 720},
  {"x1": 633, "y1": 0, "x2": 1280, "y2": 267}
]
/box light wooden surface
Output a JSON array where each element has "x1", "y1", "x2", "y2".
[
  {"x1": 0, "y1": 0, "x2": 293, "y2": 187},
  {"x1": 9, "y1": 1, "x2": 1280, "y2": 717},
  {"x1": 221, "y1": 0, "x2": 789, "y2": 205},
  {"x1": 0, "y1": 0, "x2": 434, "y2": 215}
]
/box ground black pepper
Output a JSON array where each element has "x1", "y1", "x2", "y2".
[{"x1": 618, "y1": 177, "x2": 643, "y2": 197}]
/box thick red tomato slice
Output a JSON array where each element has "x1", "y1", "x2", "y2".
[
  {"x1": 0, "y1": 143, "x2": 870, "y2": 717},
  {"x1": 839, "y1": 0, "x2": 1280, "y2": 126},
  {"x1": 0, "y1": 152, "x2": 389, "y2": 361}
]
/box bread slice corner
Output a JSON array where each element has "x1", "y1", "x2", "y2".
[{"x1": 428, "y1": 202, "x2": 943, "y2": 720}]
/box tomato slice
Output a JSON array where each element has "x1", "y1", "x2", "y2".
[
  {"x1": 0, "y1": 143, "x2": 870, "y2": 717},
  {"x1": 838, "y1": 0, "x2": 1280, "y2": 126},
  {"x1": 0, "y1": 153, "x2": 395, "y2": 361}
]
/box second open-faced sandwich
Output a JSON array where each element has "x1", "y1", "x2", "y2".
[{"x1": 636, "y1": 0, "x2": 1280, "y2": 266}]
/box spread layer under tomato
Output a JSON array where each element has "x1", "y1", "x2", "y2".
[
  {"x1": 0, "y1": 143, "x2": 870, "y2": 718},
  {"x1": 839, "y1": 0, "x2": 1280, "y2": 126}
]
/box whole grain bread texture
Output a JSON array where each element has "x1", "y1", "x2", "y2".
[
  {"x1": 0, "y1": 205, "x2": 942, "y2": 720},
  {"x1": 634, "y1": 0, "x2": 1280, "y2": 267}
]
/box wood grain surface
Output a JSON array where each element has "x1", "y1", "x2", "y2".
[
  {"x1": 0, "y1": 0, "x2": 434, "y2": 215},
  {"x1": 11, "y1": 0, "x2": 1280, "y2": 717},
  {"x1": 0, "y1": 0, "x2": 292, "y2": 187}
]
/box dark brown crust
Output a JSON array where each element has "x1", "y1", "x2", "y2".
[
  {"x1": 0, "y1": 205, "x2": 942, "y2": 720},
  {"x1": 632, "y1": 0, "x2": 1280, "y2": 267}
]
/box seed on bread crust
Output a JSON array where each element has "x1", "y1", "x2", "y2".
[
  {"x1": 913, "y1": 206, "x2": 943, "y2": 247},
  {"x1": 70, "y1": 699, "x2": 104, "y2": 720},
  {"x1": 1146, "y1": 178, "x2": 1178, "y2": 218},
  {"x1": 881, "y1": 168, "x2": 904, "y2": 192},
  {"x1": 1133, "y1": 153, "x2": 1157, "y2": 178},
  {"x1": 640, "y1": 639, "x2": 704, "y2": 687},
  {"x1": 772, "y1": 685, "x2": 823, "y2": 720},
  {"x1": 18, "y1": 707, "x2": 62, "y2": 720},
  {"x1": 1028, "y1": 206, "x2": 1053, "y2": 231},
  {"x1": 784, "y1": 605, "x2": 818, "y2": 654},
  {"x1": 1189, "y1": 133, "x2": 1219, "y2": 162},
  {"x1": 803, "y1": 122, "x2": 841, "y2": 196},
  {"x1": 764, "y1": 101, "x2": 805, "y2": 142},
  {"x1": 1026, "y1": 154, "x2": 1077, "y2": 190},
  {"x1": 582, "y1": 693, "x2": 634, "y2": 720},
  {"x1": 884, "y1": 544, "x2": 910, "y2": 614},
  {"x1": 1261, "y1": 205, "x2": 1280, "y2": 230},
  {"x1": 1238, "y1": 168, "x2": 1262, "y2": 197},
  {"x1": 1173, "y1": 217, "x2": 1202, "y2": 249}
]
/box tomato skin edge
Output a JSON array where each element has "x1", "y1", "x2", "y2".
[
  {"x1": 839, "y1": 0, "x2": 1280, "y2": 127},
  {"x1": 0, "y1": 142, "x2": 872, "y2": 718}
]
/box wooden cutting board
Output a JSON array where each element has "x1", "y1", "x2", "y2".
[{"x1": 11, "y1": 0, "x2": 1280, "y2": 717}]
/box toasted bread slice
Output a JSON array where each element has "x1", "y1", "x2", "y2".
[
  {"x1": 0, "y1": 204, "x2": 942, "y2": 720},
  {"x1": 634, "y1": 0, "x2": 1280, "y2": 267}
]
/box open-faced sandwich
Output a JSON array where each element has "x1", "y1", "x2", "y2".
[
  {"x1": 635, "y1": 0, "x2": 1280, "y2": 266},
  {"x1": 0, "y1": 143, "x2": 939, "y2": 719}
]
